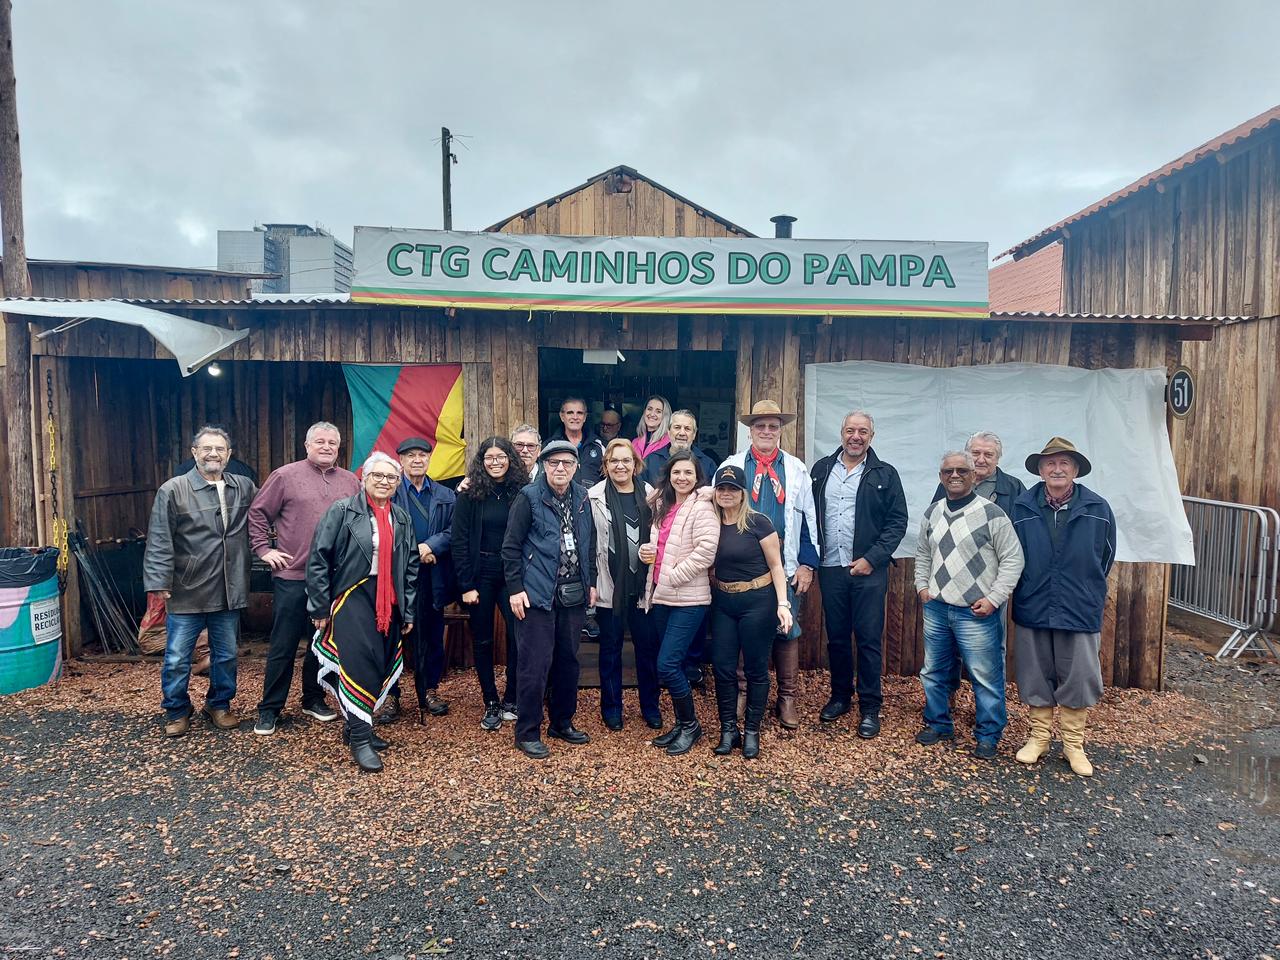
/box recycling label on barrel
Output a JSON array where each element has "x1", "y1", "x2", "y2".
[{"x1": 30, "y1": 595, "x2": 62, "y2": 644}]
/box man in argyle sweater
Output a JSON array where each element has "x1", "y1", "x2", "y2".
[{"x1": 913, "y1": 450, "x2": 1024, "y2": 760}]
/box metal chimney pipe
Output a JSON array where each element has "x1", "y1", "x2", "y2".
[{"x1": 770, "y1": 215, "x2": 797, "y2": 239}]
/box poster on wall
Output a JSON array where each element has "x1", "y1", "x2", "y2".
[{"x1": 803, "y1": 360, "x2": 1193, "y2": 565}]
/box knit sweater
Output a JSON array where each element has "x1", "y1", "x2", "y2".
[{"x1": 914, "y1": 494, "x2": 1024, "y2": 608}]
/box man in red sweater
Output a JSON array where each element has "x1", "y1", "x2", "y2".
[{"x1": 249, "y1": 422, "x2": 360, "y2": 735}]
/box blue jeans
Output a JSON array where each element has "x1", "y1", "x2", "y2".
[
  {"x1": 597, "y1": 606, "x2": 660, "y2": 724},
  {"x1": 651, "y1": 604, "x2": 708, "y2": 699},
  {"x1": 162, "y1": 609, "x2": 240, "y2": 719},
  {"x1": 946, "y1": 612, "x2": 1006, "y2": 694},
  {"x1": 920, "y1": 600, "x2": 1006, "y2": 744}
]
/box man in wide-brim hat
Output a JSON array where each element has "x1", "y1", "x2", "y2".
[
  {"x1": 1008, "y1": 436, "x2": 1115, "y2": 778},
  {"x1": 721, "y1": 400, "x2": 818, "y2": 731}
]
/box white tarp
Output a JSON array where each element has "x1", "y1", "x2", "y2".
[
  {"x1": 0, "y1": 299, "x2": 249, "y2": 376},
  {"x1": 803, "y1": 360, "x2": 1193, "y2": 564}
]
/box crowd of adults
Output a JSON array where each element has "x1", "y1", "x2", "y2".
[{"x1": 144, "y1": 395, "x2": 1114, "y2": 778}]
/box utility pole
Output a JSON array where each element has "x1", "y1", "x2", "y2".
[
  {"x1": 440, "y1": 126, "x2": 453, "y2": 230},
  {"x1": 0, "y1": 0, "x2": 35, "y2": 547}
]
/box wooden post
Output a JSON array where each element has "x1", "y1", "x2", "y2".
[
  {"x1": 441, "y1": 127, "x2": 453, "y2": 230},
  {"x1": 0, "y1": 0, "x2": 35, "y2": 546}
]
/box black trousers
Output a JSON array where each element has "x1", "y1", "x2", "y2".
[
  {"x1": 710, "y1": 586, "x2": 776, "y2": 687},
  {"x1": 514, "y1": 602, "x2": 585, "y2": 743},
  {"x1": 469, "y1": 555, "x2": 518, "y2": 705},
  {"x1": 819, "y1": 564, "x2": 889, "y2": 714},
  {"x1": 257, "y1": 577, "x2": 324, "y2": 713}
]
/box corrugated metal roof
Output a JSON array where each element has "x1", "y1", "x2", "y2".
[
  {"x1": 992, "y1": 310, "x2": 1243, "y2": 325},
  {"x1": 0, "y1": 293, "x2": 351, "y2": 308},
  {"x1": 0, "y1": 256, "x2": 275, "y2": 279},
  {"x1": 1000, "y1": 103, "x2": 1280, "y2": 259},
  {"x1": 485, "y1": 164, "x2": 758, "y2": 238},
  {"x1": 989, "y1": 243, "x2": 1063, "y2": 313}
]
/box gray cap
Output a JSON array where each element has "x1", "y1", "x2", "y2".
[{"x1": 538, "y1": 440, "x2": 580, "y2": 463}]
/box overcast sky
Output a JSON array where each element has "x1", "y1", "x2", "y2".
[{"x1": 12, "y1": 1, "x2": 1280, "y2": 269}]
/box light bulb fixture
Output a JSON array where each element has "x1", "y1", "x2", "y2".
[{"x1": 207, "y1": 362, "x2": 223, "y2": 377}]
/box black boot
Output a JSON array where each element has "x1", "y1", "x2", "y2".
[
  {"x1": 665, "y1": 693, "x2": 703, "y2": 756},
  {"x1": 651, "y1": 690, "x2": 681, "y2": 748},
  {"x1": 742, "y1": 680, "x2": 770, "y2": 760},
  {"x1": 346, "y1": 718, "x2": 383, "y2": 773},
  {"x1": 342, "y1": 725, "x2": 389, "y2": 752},
  {"x1": 712, "y1": 672, "x2": 740, "y2": 755}
]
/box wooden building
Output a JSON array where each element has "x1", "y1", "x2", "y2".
[
  {"x1": 19, "y1": 165, "x2": 1211, "y2": 688},
  {"x1": 998, "y1": 103, "x2": 1280, "y2": 512}
]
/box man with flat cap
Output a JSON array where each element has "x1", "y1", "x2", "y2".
[
  {"x1": 1009, "y1": 437, "x2": 1115, "y2": 778},
  {"x1": 384, "y1": 437, "x2": 458, "y2": 723},
  {"x1": 502, "y1": 439, "x2": 598, "y2": 759}
]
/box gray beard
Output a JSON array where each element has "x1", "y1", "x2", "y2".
[{"x1": 198, "y1": 462, "x2": 225, "y2": 478}]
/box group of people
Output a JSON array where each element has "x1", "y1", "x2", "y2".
[{"x1": 143, "y1": 394, "x2": 1114, "y2": 779}]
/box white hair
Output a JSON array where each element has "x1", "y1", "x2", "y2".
[
  {"x1": 361, "y1": 451, "x2": 402, "y2": 476},
  {"x1": 511, "y1": 423, "x2": 541, "y2": 443},
  {"x1": 843, "y1": 410, "x2": 875, "y2": 432},
  {"x1": 306, "y1": 421, "x2": 341, "y2": 443},
  {"x1": 965, "y1": 431, "x2": 1004, "y2": 459},
  {"x1": 940, "y1": 450, "x2": 976, "y2": 470}
]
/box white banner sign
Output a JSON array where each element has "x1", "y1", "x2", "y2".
[
  {"x1": 803, "y1": 360, "x2": 1194, "y2": 564},
  {"x1": 351, "y1": 227, "x2": 988, "y2": 318}
]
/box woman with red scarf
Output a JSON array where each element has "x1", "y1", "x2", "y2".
[{"x1": 307, "y1": 451, "x2": 419, "y2": 772}]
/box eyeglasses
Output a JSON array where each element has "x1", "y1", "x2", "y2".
[
  {"x1": 607, "y1": 458, "x2": 633, "y2": 466},
  {"x1": 194, "y1": 445, "x2": 228, "y2": 455},
  {"x1": 483, "y1": 455, "x2": 509, "y2": 465},
  {"x1": 545, "y1": 459, "x2": 577, "y2": 469},
  {"x1": 367, "y1": 472, "x2": 400, "y2": 483},
  {"x1": 941, "y1": 467, "x2": 972, "y2": 476},
  {"x1": 513, "y1": 442, "x2": 539, "y2": 451}
]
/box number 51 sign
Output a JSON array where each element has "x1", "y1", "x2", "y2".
[{"x1": 1167, "y1": 366, "x2": 1195, "y2": 419}]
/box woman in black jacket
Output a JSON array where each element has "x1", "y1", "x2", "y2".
[
  {"x1": 307, "y1": 452, "x2": 419, "y2": 773},
  {"x1": 451, "y1": 437, "x2": 530, "y2": 731}
]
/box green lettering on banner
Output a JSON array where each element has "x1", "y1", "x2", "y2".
[
  {"x1": 728, "y1": 252, "x2": 756, "y2": 285},
  {"x1": 543, "y1": 249, "x2": 578, "y2": 282},
  {"x1": 414, "y1": 244, "x2": 442, "y2": 276},
  {"x1": 827, "y1": 254, "x2": 860, "y2": 285},
  {"x1": 627, "y1": 251, "x2": 657, "y2": 284},
  {"x1": 803, "y1": 253, "x2": 829, "y2": 285},
  {"x1": 900, "y1": 255, "x2": 925, "y2": 286},
  {"x1": 657, "y1": 252, "x2": 689, "y2": 284},
  {"x1": 442, "y1": 246, "x2": 469, "y2": 279},
  {"x1": 690, "y1": 251, "x2": 714, "y2": 285},
  {"x1": 861, "y1": 254, "x2": 896, "y2": 286},
  {"x1": 509, "y1": 249, "x2": 540, "y2": 281},
  {"x1": 595, "y1": 251, "x2": 625, "y2": 284},
  {"x1": 923, "y1": 256, "x2": 955, "y2": 288},
  {"x1": 482, "y1": 247, "x2": 511, "y2": 280},
  {"x1": 758, "y1": 252, "x2": 790, "y2": 285},
  {"x1": 387, "y1": 243, "x2": 414, "y2": 277}
]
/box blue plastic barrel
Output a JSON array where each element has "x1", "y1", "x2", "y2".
[{"x1": 0, "y1": 547, "x2": 62, "y2": 696}]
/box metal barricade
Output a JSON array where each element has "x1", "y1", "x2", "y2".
[{"x1": 1169, "y1": 496, "x2": 1280, "y2": 659}]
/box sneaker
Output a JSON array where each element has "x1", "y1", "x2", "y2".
[
  {"x1": 423, "y1": 690, "x2": 450, "y2": 717},
  {"x1": 254, "y1": 709, "x2": 279, "y2": 736},
  {"x1": 914, "y1": 727, "x2": 954, "y2": 746},
  {"x1": 499, "y1": 702, "x2": 518, "y2": 722},
  {"x1": 480, "y1": 702, "x2": 502, "y2": 732},
  {"x1": 302, "y1": 702, "x2": 338, "y2": 722},
  {"x1": 583, "y1": 614, "x2": 601, "y2": 640},
  {"x1": 973, "y1": 741, "x2": 999, "y2": 761}
]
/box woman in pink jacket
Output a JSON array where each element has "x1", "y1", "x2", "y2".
[{"x1": 639, "y1": 450, "x2": 719, "y2": 756}]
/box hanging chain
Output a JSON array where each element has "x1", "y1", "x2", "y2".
[{"x1": 45, "y1": 369, "x2": 69, "y2": 592}]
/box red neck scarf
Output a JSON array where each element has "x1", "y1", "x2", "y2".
[
  {"x1": 368, "y1": 495, "x2": 395, "y2": 634},
  {"x1": 750, "y1": 446, "x2": 785, "y2": 505}
]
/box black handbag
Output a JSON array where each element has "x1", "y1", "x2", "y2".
[{"x1": 556, "y1": 579, "x2": 586, "y2": 607}]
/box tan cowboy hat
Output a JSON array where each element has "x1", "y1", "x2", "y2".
[
  {"x1": 1025, "y1": 436, "x2": 1092, "y2": 477},
  {"x1": 739, "y1": 400, "x2": 796, "y2": 427}
]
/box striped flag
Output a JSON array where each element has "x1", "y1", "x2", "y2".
[{"x1": 343, "y1": 363, "x2": 466, "y2": 480}]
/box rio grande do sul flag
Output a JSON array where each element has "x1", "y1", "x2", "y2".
[{"x1": 343, "y1": 364, "x2": 466, "y2": 480}]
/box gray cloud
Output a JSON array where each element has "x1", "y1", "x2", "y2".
[{"x1": 13, "y1": 0, "x2": 1280, "y2": 267}]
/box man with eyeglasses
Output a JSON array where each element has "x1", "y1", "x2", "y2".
[
  {"x1": 385, "y1": 437, "x2": 458, "y2": 723},
  {"x1": 596, "y1": 407, "x2": 623, "y2": 443},
  {"x1": 250, "y1": 421, "x2": 359, "y2": 736},
  {"x1": 914, "y1": 450, "x2": 1024, "y2": 760},
  {"x1": 810, "y1": 410, "x2": 908, "y2": 739},
  {"x1": 510, "y1": 425, "x2": 542, "y2": 482},
  {"x1": 145, "y1": 425, "x2": 258, "y2": 737},
  {"x1": 502, "y1": 440, "x2": 598, "y2": 759}
]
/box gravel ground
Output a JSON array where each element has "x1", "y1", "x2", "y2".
[{"x1": 2, "y1": 636, "x2": 1279, "y2": 960}]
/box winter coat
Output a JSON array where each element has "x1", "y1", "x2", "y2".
[
  {"x1": 587, "y1": 478, "x2": 654, "y2": 608},
  {"x1": 392, "y1": 477, "x2": 458, "y2": 610},
  {"x1": 810, "y1": 446, "x2": 908, "y2": 572},
  {"x1": 501, "y1": 474, "x2": 597, "y2": 611},
  {"x1": 1010, "y1": 482, "x2": 1117, "y2": 633},
  {"x1": 306, "y1": 493, "x2": 420, "y2": 621},
  {"x1": 643, "y1": 487, "x2": 720, "y2": 609},
  {"x1": 143, "y1": 469, "x2": 258, "y2": 614}
]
